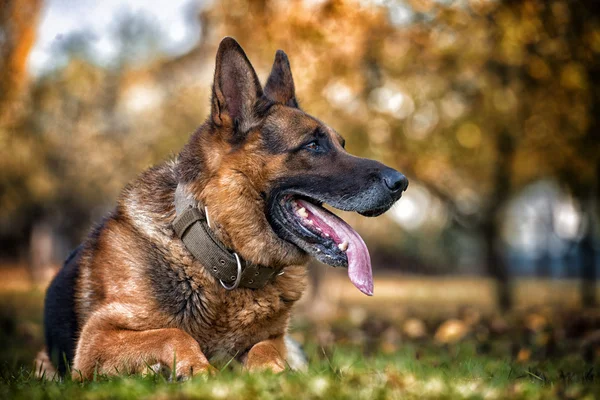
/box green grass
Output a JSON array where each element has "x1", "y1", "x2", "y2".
[
  {"x1": 2, "y1": 343, "x2": 597, "y2": 400},
  {"x1": 0, "y1": 290, "x2": 599, "y2": 399}
]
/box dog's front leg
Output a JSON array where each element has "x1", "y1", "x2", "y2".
[
  {"x1": 244, "y1": 335, "x2": 287, "y2": 373},
  {"x1": 72, "y1": 311, "x2": 213, "y2": 380}
]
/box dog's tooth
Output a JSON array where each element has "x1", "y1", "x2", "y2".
[
  {"x1": 338, "y1": 241, "x2": 349, "y2": 252},
  {"x1": 297, "y1": 207, "x2": 308, "y2": 219},
  {"x1": 306, "y1": 220, "x2": 314, "y2": 225}
]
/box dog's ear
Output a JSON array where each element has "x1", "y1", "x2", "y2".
[
  {"x1": 264, "y1": 50, "x2": 298, "y2": 108},
  {"x1": 211, "y1": 37, "x2": 263, "y2": 131}
]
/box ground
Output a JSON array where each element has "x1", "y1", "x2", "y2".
[{"x1": 0, "y1": 268, "x2": 599, "y2": 399}]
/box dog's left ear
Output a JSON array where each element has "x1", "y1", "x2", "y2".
[
  {"x1": 264, "y1": 50, "x2": 298, "y2": 108},
  {"x1": 211, "y1": 37, "x2": 263, "y2": 131}
]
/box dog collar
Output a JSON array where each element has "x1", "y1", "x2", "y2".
[{"x1": 172, "y1": 184, "x2": 282, "y2": 290}]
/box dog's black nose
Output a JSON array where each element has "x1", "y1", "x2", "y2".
[{"x1": 382, "y1": 169, "x2": 408, "y2": 193}]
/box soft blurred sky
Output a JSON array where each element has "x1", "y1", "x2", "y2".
[
  {"x1": 29, "y1": 0, "x2": 204, "y2": 75},
  {"x1": 29, "y1": 0, "x2": 428, "y2": 75}
]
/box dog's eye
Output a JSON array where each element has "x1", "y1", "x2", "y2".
[{"x1": 305, "y1": 141, "x2": 321, "y2": 152}]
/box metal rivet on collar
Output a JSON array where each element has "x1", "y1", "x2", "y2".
[{"x1": 249, "y1": 279, "x2": 254, "y2": 284}]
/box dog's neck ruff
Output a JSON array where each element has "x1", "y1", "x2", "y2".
[{"x1": 172, "y1": 184, "x2": 281, "y2": 290}]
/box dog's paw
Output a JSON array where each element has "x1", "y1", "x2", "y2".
[
  {"x1": 174, "y1": 361, "x2": 217, "y2": 381},
  {"x1": 245, "y1": 359, "x2": 286, "y2": 374},
  {"x1": 244, "y1": 343, "x2": 287, "y2": 373}
]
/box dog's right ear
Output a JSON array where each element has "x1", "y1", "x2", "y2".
[{"x1": 211, "y1": 37, "x2": 263, "y2": 132}]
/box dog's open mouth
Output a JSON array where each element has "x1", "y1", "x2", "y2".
[{"x1": 271, "y1": 195, "x2": 374, "y2": 296}]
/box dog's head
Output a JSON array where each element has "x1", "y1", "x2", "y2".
[{"x1": 179, "y1": 38, "x2": 408, "y2": 295}]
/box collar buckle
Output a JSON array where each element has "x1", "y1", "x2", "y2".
[{"x1": 220, "y1": 252, "x2": 242, "y2": 290}]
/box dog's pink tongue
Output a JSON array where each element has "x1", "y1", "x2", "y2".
[{"x1": 298, "y1": 200, "x2": 373, "y2": 296}]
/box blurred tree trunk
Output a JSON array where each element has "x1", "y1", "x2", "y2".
[
  {"x1": 484, "y1": 129, "x2": 515, "y2": 312},
  {"x1": 581, "y1": 221, "x2": 596, "y2": 307},
  {"x1": 578, "y1": 5, "x2": 600, "y2": 304},
  {"x1": 580, "y1": 160, "x2": 599, "y2": 308},
  {"x1": 563, "y1": 0, "x2": 600, "y2": 309},
  {"x1": 483, "y1": 222, "x2": 511, "y2": 311},
  {"x1": 0, "y1": 0, "x2": 43, "y2": 124},
  {"x1": 536, "y1": 204, "x2": 553, "y2": 278},
  {"x1": 1, "y1": 0, "x2": 46, "y2": 281}
]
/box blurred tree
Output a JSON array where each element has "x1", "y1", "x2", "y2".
[
  {"x1": 0, "y1": 0, "x2": 42, "y2": 123},
  {"x1": 0, "y1": 0, "x2": 46, "y2": 280},
  {"x1": 568, "y1": 2, "x2": 600, "y2": 307},
  {"x1": 378, "y1": 0, "x2": 599, "y2": 309},
  {"x1": 0, "y1": 0, "x2": 597, "y2": 306},
  {"x1": 0, "y1": 9, "x2": 202, "y2": 278}
]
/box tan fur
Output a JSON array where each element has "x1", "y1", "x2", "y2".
[
  {"x1": 199, "y1": 130, "x2": 307, "y2": 268},
  {"x1": 244, "y1": 335, "x2": 287, "y2": 373},
  {"x1": 67, "y1": 188, "x2": 308, "y2": 378}
]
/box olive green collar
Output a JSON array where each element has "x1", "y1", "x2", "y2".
[{"x1": 172, "y1": 184, "x2": 281, "y2": 290}]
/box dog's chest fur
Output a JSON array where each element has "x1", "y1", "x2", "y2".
[
  {"x1": 77, "y1": 162, "x2": 307, "y2": 359},
  {"x1": 144, "y1": 242, "x2": 306, "y2": 357}
]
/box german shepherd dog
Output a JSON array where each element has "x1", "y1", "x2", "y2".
[{"x1": 36, "y1": 37, "x2": 408, "y2": 379}]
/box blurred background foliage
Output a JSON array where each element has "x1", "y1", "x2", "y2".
[{"x1": 0, "y1": 0, "x2": 599, "y2": 310}]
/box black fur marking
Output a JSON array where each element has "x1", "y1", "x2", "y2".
[
  {"x1": 177, "y1": 129, "x2": 205, "y2": 183},
  {"x1": 44, "y1": 245, "x2": 82, "y2": 375},
  {"x1": 143, "y1": 240, "x2": 212, "y2": 329},
  {"x1": 266, "y1": 161, "x2": 397, "y2": 215},
  {"x1": 255, "y1": 97, "x2": 277, "y2": 120},
  {"x1": 261, "y1": 124, "x2": 290, "y2": 154},
  {"x1": 228, "y1": 97, "x2": 276, "y2": 148}
]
